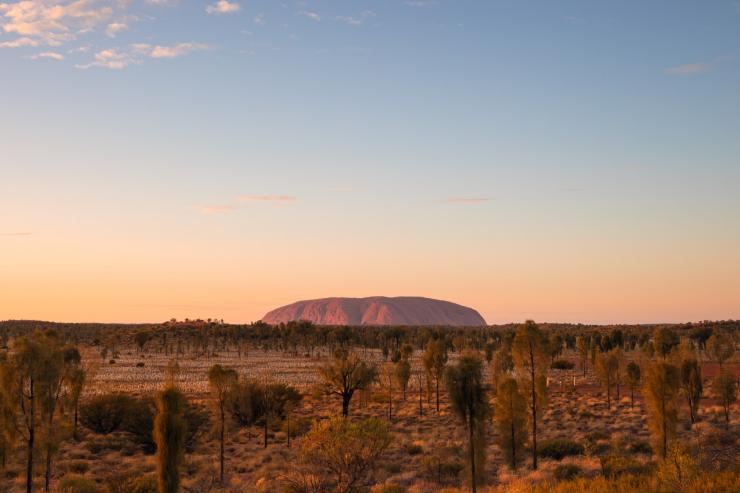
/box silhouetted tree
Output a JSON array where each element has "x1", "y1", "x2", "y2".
[
  {"x1": 625, "y1": 361, "x2": 641, "y2": 409},
  {"x1": 713, "y1": 370, "x2": 736, "y2": 426},
  {"x1": 445, "y1": 352, "x2": 489, "y2": 492},
  {"x1": 208, "y1": 364, "x2": 237, "y2": 484},
  {"x1": 643, "y1": 362, "x2": 680, "y2": 459},
  {"x1": 318, "y1": 352, "x2": 377, "y2": 417},
  {"x1": 512, "y1": 320, "x2": 548, "y2": 470},
  {"x1": 494, "y1": 377, "x2": 527, "y2": 471},
  {"x1": 707, "y1": 333, "x2": 735, "y2": 371},
  {"x1": 679, "y1": 358, "x2": 702, "y2": 426},
  {"x1": 154, "y1": 386, "x2": 187, "y2": 493},
  {"x1": 423, "y1": 339, "x2": 448, "y2": 412}
]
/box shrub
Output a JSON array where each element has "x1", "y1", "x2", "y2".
[
  {"x1": 554, "y1": 464, "x2": 582, "y2": 481},
  {"x1": 405, "y1": 443, "x2": 423, "y2": 455},
  {"x1": 421, "y1": 456, "x2": 464, "y2": 482},
  {"x1": 551, "y1": 360, "x2": 575, "y2": 370},
  {"x1": 628, "y1": 440, "x2": 652, "y2": 455},
  {"x1": 538, "y1": 439, "x2": 584, "y2": 460},
  {"x1": 600, "y1": 455, "x2": 648, "y2": 478},
  {"x1": 374, "y1": 485, "x2": 407, "y2": 493},
  {"x1": 80, "y1": 393, "x2": 137, "y2": 434},
  {"x1": 117, "y1": 476, "x2": 157, "y2": 493},
  {"x1": 64, "y1": 461, "x2": 90, "y2": 474},
  {"x1": 58, "y1": 475, "x2": 101, "y2": 493},
  {"x1": 136, "y1": 362, "x2": 145, "y2": 368}
]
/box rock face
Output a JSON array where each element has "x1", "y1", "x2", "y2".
[{"x1": 262, "y1": 296, "x2": 486, "y2": 326}]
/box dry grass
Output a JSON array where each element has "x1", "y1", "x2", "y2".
[{"x1": 1, "y1": 346, "x2": 737, "y2": 492}]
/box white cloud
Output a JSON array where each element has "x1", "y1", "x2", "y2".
[
  {"x1": 336, "y1": 10, "x2": 374, "y2": 26},
  {"x1": 105, "y1": 21, "x2": 127, "y2": 37},
  {"x1": 665, "y1": 56, "x2": 733, "y2": 76},
  {"x1": 406, "y1": 1, "x2": 436, "y2": 7},
  {"x1": 75, "y1": 47, "x2": 139, "y2": 69},
  {"x1": 198, "y1": 205, "x2": 235, "y2": 215},
  {"x1": 253, "y1": 13, "x2": 265, "y2": 25},
  {"x1": 0, "y1": 0, "x2": 115, "y2": 47},
  {"x1": 30, "y1": 50, "x2": 63, "y2": 59},
  {"x1": 665, "y1": 62, "x2": 713, "y2": 76},
  {"x1": 148, "y1": 42, "x2": 210, "y2": 58},
  {"x1": 206, "y1": 0, "x2": 240, "y2": 15},
  {"x1": 0, "y1": 35, "x2": 39, "y2": 47},
  {"x1": 300, "y1": 11, "x2": 320, "y2": 22},
  {"x1": 75, "y1": 41, "x2": 210, "y2": 69}
]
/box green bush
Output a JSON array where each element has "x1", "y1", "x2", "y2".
[
  {"x1": 551, "y1": 360, "x2": 575, "y2": 370},
  {"x1": 554, "y1": 464, "x2": 582, "y2": 481},
  {"x1": 58, "y1": 475, "x2": 101, "y2": 493},
  {"x1": 538, "y1": 439, "x2": 585, "y2": 460}
]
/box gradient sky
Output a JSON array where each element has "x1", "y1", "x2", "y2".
[{"x1": 2, "y1": 1, "x2": 739, "y2": 324}]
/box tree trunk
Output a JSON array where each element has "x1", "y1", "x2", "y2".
[
  {"x1": 342, "y1": 394, "x2": 350, "y2": 417},
  {"x1": 26, "y1": 378, "x2": 35, "y2": 493},
  {"x1": 44, "y1": 446, "x2": 51, "y2": 491},
  {"x1": 530, "y1": 349, "x2": 538, "y2": 470},
  {"x1": 219, "y1": 401, "x2": 225, "y2": 483},
  {"x1": 469, "y1": 420, "x2": 477, "y2": 493},
  {"x1": 435, "y1": 378, "x2": 440, "y2": 412},
  {"x1": 661, "y1": 397, "x2": 667, "y2": 459},
  {"x1": 418, "y1": 378, "x2": 423, "y2": 416},
  {"x1": 511, "y1": 399, "x2": 517, "y2": 470}
]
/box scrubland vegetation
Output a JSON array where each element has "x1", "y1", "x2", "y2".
[{"x1": 0, "y1": 319, "x2": 737, "y2": 492}]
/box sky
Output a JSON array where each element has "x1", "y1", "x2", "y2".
[{"x1": 1, "y1": 1, "x2": 739, "y2": 325}]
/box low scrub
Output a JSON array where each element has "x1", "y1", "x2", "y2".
[
  {"x1": 554, "y1": 464, "x2": 582, "y2": 481},
  {"x1": 538, "y1": 439, "x2": 585, "y2": 460},
  {"x1": 551, "y1": 359, "x2": 575, "y2": 370},
  {"x1": 59, "y1": 475, "x2": 101, "y2": 493}
]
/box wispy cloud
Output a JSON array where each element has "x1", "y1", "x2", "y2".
[
  {"x1": 106, "y1": 22, "x2": 128, "y2": 38},
  {"x1": 30, "y1": 51, "x2": 64, "y2": 60},
  {"x1": 198, "y1": 205, "x2": 236, "y2": 215},
  {"x1": 75, "y1": 42, "x2": 211, "y2": 69},
  {"x1": 300, "y1": 11, "x2": 321, "y2": 22},
  {"x1": 206, "y1": 0, "x2": 241, "y2": 15},
  {"x1": 665, "y1": 62, "x2": 713, "y2": 76},
  {"x1": 665, "y1": 56, "x2": 732, "y2": 76},
  {"x1": 443, "y1": 197, "x2": 489, "y2": 204},
  {"x1": 237, "y1": 195, "x2": 297, "y2": 203},
  {"x1": 0, "y1": 232, "x2": 32, "y2": 236},
  {"x1": 0, "y1": 0, "x2": 114, "y2": 47},
  {"x1": 406, "y1": 1, "x2": 437, "y2": 7},
  {"x1": 148, "y1": 42, "x2": 211, "y2": 58},
  {"x1": 197, "y1": 195, "x2": 297, "y2": 215},
  {"x1": 0, "y1": 36, "x2": 39, "y2": 48},
  {"x1": 253, "y1": 13, "x2": 266, "y2": 25},
  {"x1": 336, "y1": 10, "x2": 374, "y2": 26}
]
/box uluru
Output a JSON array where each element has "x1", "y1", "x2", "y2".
[{"x1": 262, "y1": 296, "x2": 486, "y2": 326}]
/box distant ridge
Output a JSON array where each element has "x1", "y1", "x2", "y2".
[{"x1": 262, "y1": 296, "x2": 486, "y2": 326}]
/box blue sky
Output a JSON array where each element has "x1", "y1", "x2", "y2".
[{"x1": 1, "y1": 1, "x2": 739, "y2": 324}]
